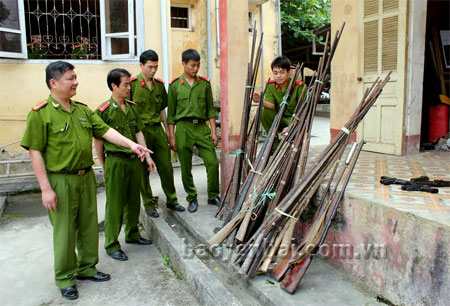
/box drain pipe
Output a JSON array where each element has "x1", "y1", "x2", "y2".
[
  {"x1": 259, "y1": 3, "x2": 264, "y2": 89},
  {"x1": 207, "y1": 0, "x2": 212, "y2": 79},
  {"x1": 277, "y1": 0, "x2": 282, "y2": 55},
  {"x1": 160, "y1": 0, "x2": 170, "y2": 89},
  {"x1": 215, "y1": 0, "x2": 220, "y2": 60}
]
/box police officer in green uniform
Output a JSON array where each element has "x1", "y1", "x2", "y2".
[
  {"x1": 21, "y1": 61, "x2": 151, "y2": 300},
  {"x1": 167, "y1": 49, "x2": 220, "y2": 213},
  {"x1": 71, "y1": 37, "x2": 97, "y2": 59},
  {"x1": 27, "y1": 34, "x2": 47, "y2": 59},
  {"x1": 253, "y1": 56, "x2": 305, "y2": 139},
  {"x1": 94, "y1": 68, "x2": 156, "y2": 262},
  {"x1": 130, "y1": 50, "x2": 185, "y2": 217}
]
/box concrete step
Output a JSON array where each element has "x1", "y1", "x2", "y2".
[
  {"x1": 0, "y1": 196, "x2": 6, "y2": 218},
  {"x1": 140, "y1": 202, "x2": 382, "y2": 306},
  {"x1": 312, "y1": 186, "x2": 450, "y2": 306},
  {"x1": 140, "y1": 206, "x2": 246, "y2": 306}
]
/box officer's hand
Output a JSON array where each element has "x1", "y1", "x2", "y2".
[
  {"x1": 169, "y1": 136, "x2": 177, "y2": 152},
  {"x1": 252, "y1": 92, "x2": 261, "y2": 103},
  {"x1": 42, "y1": 188, "x2": 58, "y2": 211},
  {"x1": 211, "y1": 131, "x2": 218, "y2": 147},
  {"x1": 280, "y1": 127, "x2": 288, "y2": 135},
  {"x1": 131, "y1": 143, "x2": 153, "y2": 161},
  {"x1": 146, "y1": 157, "x2": 157, "y2": 172}
]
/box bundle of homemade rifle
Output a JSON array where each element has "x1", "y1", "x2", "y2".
[{"x1": 211, "y1": 23, "x2": 391, "y2": 294}]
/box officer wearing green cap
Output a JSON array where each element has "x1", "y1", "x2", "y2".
[
  {"x1": 20, "y1": 61, "x2": 151, "y2": 300},
  {"x1": 94, "y1": 68, "x2": 156, "y2": 262},
  {"x1": 167, "y1": 48, "x2": 220, "y2": 213},
  {"x1": 130, "y1": 49, "x2": 185, "y2": 218},
  {"x1": 253, "y1": 56, "x2": 305, "y2": 139}
]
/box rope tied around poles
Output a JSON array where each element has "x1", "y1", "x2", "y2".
[
  {"x1": 246, "y1": 186, "x2": 276, "y2": 219},
  {"x1": 230, "y1": 149, "x2": 244, "y2": 157},
  {"x1": 275, "y1": 207, "x2": 298, "y2": 220},
  {"x1": 246, "y1": 155, "x2": 262, "y2": 175},
  {"x1": 341, "y1": 127, "x2": 350, "y2": 135}
]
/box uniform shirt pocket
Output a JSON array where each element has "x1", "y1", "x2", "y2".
[
  {"x1": 79, "y1": 120, "x2": 93, "y2": 139},
  {"x1": 153, "y1": 94, "x2": 163, "y2": 112},
  {"x1": 129, "y1": 117, "x2": 138, "y2": 134},
  {"x1": 50, "y1": 123, "x2": 71, "y2": 146},
  {"x1": 196, "y1": 92, "x2": 207, "y2": 110},
  {"x1": 176, "y1": 91, "x2": 190, "y2": 113}
]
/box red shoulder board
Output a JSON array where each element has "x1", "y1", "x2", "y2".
[
  {"x1": 130, "y1": 76, "x2": 137, "y2": 82},
  {"x1": 169, "y1": 77, "x2": 179, "y2": 85},
  {"x1": 74, "y1": 101, "x2": 87, "y2": 106},
  {"x1": 155, "y1": 77, "x2": 164, "y2": 84},
  {"x1": 32, "y1": 101, "x2": 48, "y2": 111},
  {"x1": 268, "y1": 79, "x2": 276, "y2": 83},
  {"x1": 125, "y1": 99, "x2": 136, "y2": 105},
  {"x1": 296, "y1": 81, "x2": 304, "y2": 86},
  {"x1": 200, "y1": 76, "x2": 210, "y2": 82},
  {"x1": 98, "y1": 101, "x2": 111, "y2": 112}
]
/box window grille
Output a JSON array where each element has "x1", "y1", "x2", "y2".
[
  {"x1": 170, "y1": 7, "x2": 189, "y2": 29},
  {"x1": 24, "y1": 0, "x2": 101, "y2": 60}
]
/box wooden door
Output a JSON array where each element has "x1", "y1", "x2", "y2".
[{"x1": 357, "y1": 0, "x2": 408, "y2": 155}]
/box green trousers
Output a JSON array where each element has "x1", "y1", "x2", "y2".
[
  {"x1": 261, "y1": 108, "x2": 291, "y2": 149},
  {"x1": 141, "y1": 124, "x2": 178, "y2": 209},
  {"x1": 104, "y1": 156, "x2": 142, "y2": 253},
  {"x1": 175, "y1": 120, "x2": 219, "y2": 202},
  {"x1": 47, "y1": 170, "x2": 98, "y2": 289},
  {"x1": 261, "y1": 108, "x2": 291, "y2": 133}
]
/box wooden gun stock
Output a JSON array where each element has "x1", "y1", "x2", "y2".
[{"x1": 280, "y1": 255, "x2": 312, "y2": 294}]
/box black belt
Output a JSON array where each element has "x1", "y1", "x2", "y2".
[
  {"x1": 106, "y1": 152, "x2": 137, "y2": 159},
  {"x1": 50, "y1": 167, "x2": 92, "y2": 176},
  {"x1": 145, "y1": 122, "x2": 161, "y2": 126},
  {"x1": 179, "y1": 118, "x2": 206, "y2": 124}
]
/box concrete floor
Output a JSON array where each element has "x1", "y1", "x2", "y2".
[
  {"x1": 0, "y1": 116, "x2": 331, "y2": 305},
  {"x1": 309, "y1": 115, "x2": 330, "y2": 147},
  {"x1": 0, "y1": 193, "x2": 198, "y2": 306}
]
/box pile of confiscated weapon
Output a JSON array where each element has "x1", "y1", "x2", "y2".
[
  {"x1": 210, "y1": 23, "x2": 391, "y2": 294},
  {"x1": 380, "y1": 176, "x2": 450, "y2": 193}
]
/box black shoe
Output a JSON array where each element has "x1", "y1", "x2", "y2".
[
  {"x1": 207, "y1": 197, "x2": 221, "y2": 206},
  {"x1": 107, "y1": 249, "x2": 128, "y2": 261},
  {"x1": 126, "y1": 238, "x2": 152, "y2": 245},
  {"x1": 167, "y1": 204, "x2": 186, "y2": 212},
  {"x1": 61, "y1": 286, "x2": 78, "y2": 300},
  {"x1": 188, "y1": 200, "x2": 198, "y2": 213},
  {"x1": 146, "y1": 209, "x2": 159, "y2": 218},
  {"x1": 76, "y1": 271, "x2": 111, "y2": 282}
]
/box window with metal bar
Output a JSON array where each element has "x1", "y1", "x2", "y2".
[
  {"x1": 170, "y1": 6, "x2": 189, "y2": 29},
  {"x1": 0, "y1": 0, "x2": 142, "y2": 60},
  {"x1": 24, "y1": 0, "x2": 101, "y2": 60}
]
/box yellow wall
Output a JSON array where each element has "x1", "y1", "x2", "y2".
[
  {"x1": 144, "y1": 0, "x2": 167, "y2": 77},
  {"x1": 250, "y1": 0, "x2": 280, "y2": 87},
  {"x1": 330, "y1": 0, "x2": 360, "y2": 131},
  {"x1": 169, "y1": 0, "x2": 221, "y2": 100},
  {"x1": 0, "y1": 0, "x2": 279, "y2": 154},
  {"x1": 0, "y1": 62, "x2": 141, "y2": 153},
  {"x1": 170, "y1": 0, "x2": 204, "y2": 77}
]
